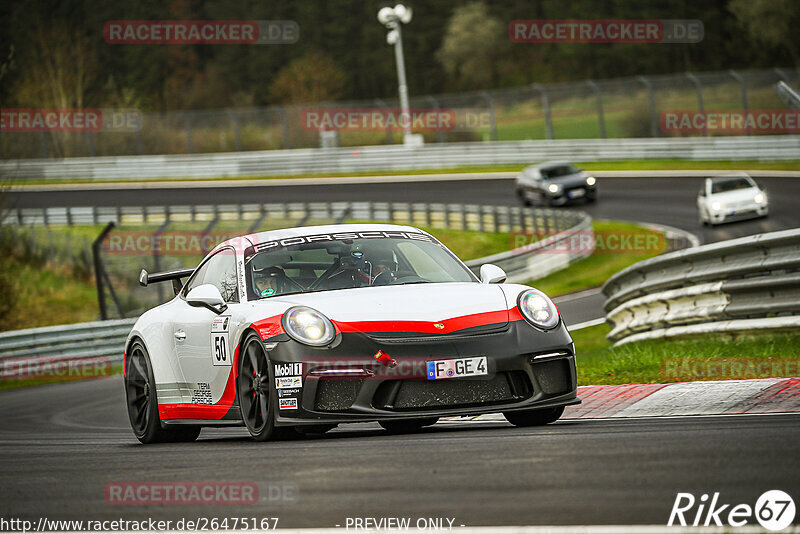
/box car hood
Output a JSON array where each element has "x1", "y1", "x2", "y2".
[
  {"x1": 272, "y1": 282, "x2": 511, "y2": 334},
  {"x1": 708, "y1": 188, "x2": 760, "y2": 203},
  {"x1": 546, "y1": 172, "x2": 588, "y2": 188}
]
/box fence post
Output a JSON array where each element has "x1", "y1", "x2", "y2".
[
  {"x1": 729, "y1": 70, "x2": 750, "y2": 135},
  {"x1": 685, "y1": 72, "x2": 706, "y2": 136},
  {"x1": 637, "y1": 76, "x2": 658, "y2": 137},
  {"x1": 532, "y1": 84, "x2": 553, "y2": 139},
  {"x1": 375, "y1": 99, "x2": 394, "y2": 145},
  {"x1": 425, "y1": 96, "x2": 446, "y2": 143},
  {"x1": 40, "y1": 131, "x2": 49, "y2": 158},
  {"x1": 87, "y1": 131, "x2": 96, "y2": 157},
  {"x1": 183, "y1": 113, "x2": 194, "y2": 153},
  {"x1": 227, "y1": 109, "x2": 242, "y2": 151},
  {"x1": 279, "y1": 106, "x2": 291, "y2": 149},
  {"x1": 92, "y1": 222, "x2": 115, "y2": 320},
  {"x1": 586, "y1": 80, "x2": 607, "y2": 138},
  {"x1": 480, "y1": 91, "x2": 499, "y2": 141}
]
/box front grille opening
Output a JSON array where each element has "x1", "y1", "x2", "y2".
[
  {"x1": 532, "y1": 359, "x2": 571, "y2": 395},
  {"x1": 373, "y1": 371, "x2": 532, "y2": 411},
  {"x1": 314, "y1": 379, "x2": 364, "y2": 412}
]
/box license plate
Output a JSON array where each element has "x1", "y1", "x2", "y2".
[
  {"x1": 568, "y1": 189, "x2": 585, "y2": 198},
  {"x1": 426, "y1": 357, "x2": 488, "y2": 380}
]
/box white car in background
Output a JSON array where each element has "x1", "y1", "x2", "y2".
[{"x1": 697, "y1": 173, "x2": 768, "y2": 226}]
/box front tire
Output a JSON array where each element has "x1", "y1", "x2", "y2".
[
  {"x1": 125, "y1": 341, "x2": 200, "y2": 444},
  {"x1": 504, "y1": 406, "x2": 564, "y2": 427},
  {"x1": 237, "y1": 333, "x2": 281, "y2": 441},
  {"x1": 379, "y1": 417, "x2": 438, "y2": 434}
]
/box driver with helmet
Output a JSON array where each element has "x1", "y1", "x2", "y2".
[{"x1": 253, "y1": 266, "x2": 289, "y2": 297}]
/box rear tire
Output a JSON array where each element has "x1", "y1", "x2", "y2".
[
  {"x1": 125, "y1": 341, "x2": 201, "y2": 444},
  {"x1": 504, "y1": 406, "x2": 564, "y2": 427},
  {"x1": 379, "y1": 417, "x2": 438, "y2": 434}
]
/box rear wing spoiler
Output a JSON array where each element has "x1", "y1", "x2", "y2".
[{"x1": 139, "y1": 267, "x2": 195, "y2": 295}]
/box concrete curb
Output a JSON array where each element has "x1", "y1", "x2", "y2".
[{"x1": 441, "y1": 378, "x2": 800, "y2": 423}]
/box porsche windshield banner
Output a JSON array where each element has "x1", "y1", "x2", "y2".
[{"x1": 252, "y1": 231, "x2": 438, "y2": 253}]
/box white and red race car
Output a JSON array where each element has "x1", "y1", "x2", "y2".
[{"x1": 125, "y1": 224, "x2": 578, "y2": 443}]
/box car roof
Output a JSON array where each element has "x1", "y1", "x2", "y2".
[
  {"x1": 530, "y1": 161, "x2": 574, "y2": 170},
  {"x1": 708, "y1": 172, "x2": 751, "y2": 182},
  {"x1": 213, "y1": 223, "x2": 431, "y2": 254}
]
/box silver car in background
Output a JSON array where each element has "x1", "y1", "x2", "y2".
[
  {"x1": 515, "y1": 162, "x2": 597, "y2": 206},
  {"x1": 697, "y1": 173, "x2": 768, "y2": 226}
]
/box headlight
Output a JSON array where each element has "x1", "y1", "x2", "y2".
[
  {"x1": 282, "y1": 306, "x2": 335, "y2": 346},
  {"x1": 548, "y1": 183, "x2": 560, "y2": 194},
  {"x1": 754, "y1": 192, "x2": 765, "y2": 204},
  {"x1": 517, "y1": 289, "x2": 560, "y2": 330},
  {"x1": 586, "y1": 176, "x2": 596, "y2": 186},
  {"x1": 711, "y1": 201, "x2": 722, "y2": 211}
]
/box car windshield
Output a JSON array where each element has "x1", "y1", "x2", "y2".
[
  {"x1": 541, "y1": 165, "x2": 580, "y2": 180},
  {"x1": 243, "y1": 231, "x2": 475, "y2": 300},
  {"x1": 711, "y1": 177, "x2": 753, "y2": 194}
]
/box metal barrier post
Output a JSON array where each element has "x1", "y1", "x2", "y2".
[{"x1": 92, "y1": 222, "x2": 115, "y2": 320}]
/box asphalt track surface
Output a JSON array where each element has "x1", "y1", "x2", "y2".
[
  {"x1": 7, "y1": 175, "x2": 800, "y2": 245},
  {"x1": 3, "y1": 173, "x2": 800, "y2": 528},
  {"x1": 1, "y1": 377, "x2": 799, "y2": 527}
]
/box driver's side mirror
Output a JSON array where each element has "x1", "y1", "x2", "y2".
[
  {"x1": 186, "y1": 284, "x2": 227, "y2": 314},
  {"x1": 479, "y1": 264, "x2": 507, "y2": 284}
]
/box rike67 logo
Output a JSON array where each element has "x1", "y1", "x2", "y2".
[{"x1": 669, "y1": 490, "x2": 795, "y2": 531}]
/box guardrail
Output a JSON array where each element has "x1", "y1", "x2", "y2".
[
  {"x1": 602, "y1": 228, "x2": 800, "y2": 345},
  {"x1": 0, "y1": 319, "x2": 136, "y2": 377},
  {"x1": 3, "y1": 135, "x2": 799, "y2": 181}
]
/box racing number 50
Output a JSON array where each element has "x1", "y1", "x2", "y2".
[{"x1": 211, "y1": 333, "x2": 230, "y2": 366}]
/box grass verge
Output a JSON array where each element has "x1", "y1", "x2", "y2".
[
  {"x1": 571, "y1": 324, "x2": 800, "y2": 386},
  {"x1": 525, "y1": 220, "x2": 665, "y2": 296}
]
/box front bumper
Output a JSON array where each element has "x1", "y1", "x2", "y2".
[
  {"x1": 548, "y1": 185, "x2": 597, "y2": 205},
  {"x1": 709, "y1": 204, "x2": 768, "y2": 224},
  {"x1": 264, "y1": 320, "x2": 579, "y2": 426}
]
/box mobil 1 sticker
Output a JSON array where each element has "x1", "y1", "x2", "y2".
[{"x1": 211, "y1": 316, "x2": 231, "y2": 367}]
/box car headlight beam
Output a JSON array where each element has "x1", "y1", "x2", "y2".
[
  {"x1": 586, "y1": 176, "x2": 596, "y2": 186},
  {"x1": 282, "y1": 306, "x2": 335, "y2": 346},
  {"x1": 517, "y1": 289, "x2": 560, "y2": 330},
  {"x1": 548, "y1": 184, "x2": 560, "y2": 194},
  {"x1": 754, "y1": 192, "x2": 765, "y2": 204},
  {"x1": 711, "y1": 201, "x2": 722, "y2": 211}
]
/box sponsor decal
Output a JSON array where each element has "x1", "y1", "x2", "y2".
[
  {"x1": 278, "y1": 388, "x2": 301, "y2": 398},
  {"x1": 433, "y1": 323, "x2": 445, "y2": 330},
  {"x1": 211, "y1": 316, "x2": 231, "y2": 367},
  {"x1": 190, "y1": 382, "x2": 213, "y2": 405},
  {"x1": 668, "y1": 490, "x2": 795, "y2": 530},
  {"x1": 274, "y1": 363, "x2": 303, "y2": 377},
  {"x1": 279, "y1": 398, "x2": 298, "y2": 410},
  {"x1": 275, "y1": 376, "x2": 302, "y2": 389},
  {"x1": 253, "y1": 231, "x2": 436, "y2": 253}
]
